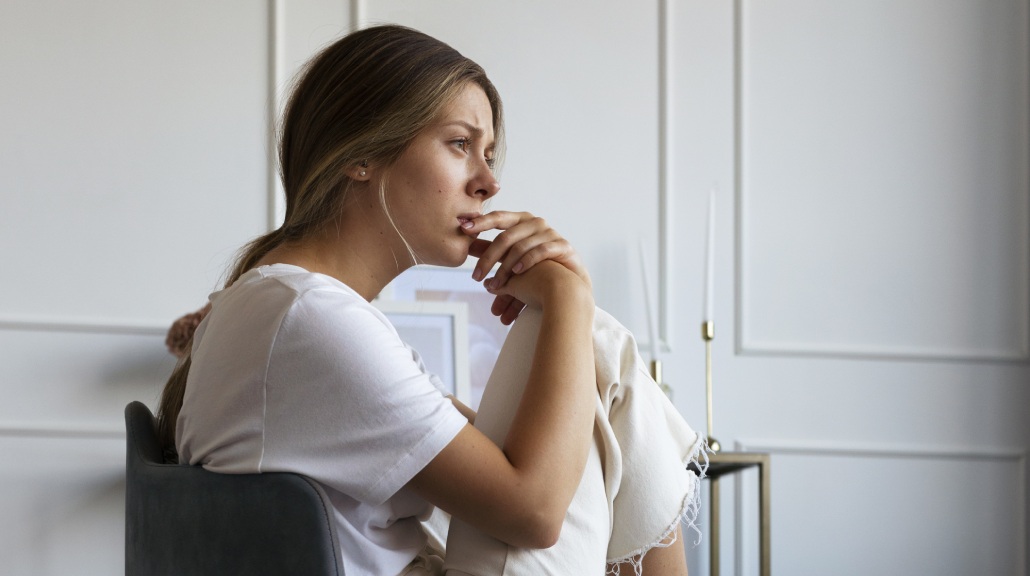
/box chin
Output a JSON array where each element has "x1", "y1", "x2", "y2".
[
  {"x1": 437, "y1": 253, "x2": 469, "y2": 268},
  {"x1": 431, "y1": 238, "x2": 472, "y2": 268}
]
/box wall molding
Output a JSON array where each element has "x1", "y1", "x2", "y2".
[
  {"x1": 730, "y1": 438, "x2": 1028, "y2": 576},
  {"x1": 0, "y1": 316, "x2": 166, "y2": 336},
  {"x1": 737, "y1": 438, "x2": 1027, "y2": 462},
  {"x1": 737, "y1": 339, "x2": 1030, "y2": 364},
  {"x1": 268, "y1": 0, "x2": 286, "y2": 230},
  {"x1": 0, "y1": 421, "x2": 125, "y2": 440},
  {"x1": 352, "y1": 0, "x2": 366, "y2": 30},
  {"x1": 657, "y1": 0, "x2": 673, "y2": 353},
  {"x1": 731, "y1": 0, "x2": 1030, "y2": 364}
]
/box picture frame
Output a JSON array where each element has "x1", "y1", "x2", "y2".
[
  {"x1": 371, "y1": 299, "x2": 471, "y2": 405},
  {"x1": 378, "y1": 265, "x2": 508, "y2": 410}
]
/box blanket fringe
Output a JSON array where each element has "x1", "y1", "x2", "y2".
[{"x1": 604, "y1": 436, "x2": 713, "y2": 576}]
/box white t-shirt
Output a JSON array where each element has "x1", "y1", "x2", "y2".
[{"x1": 177, "y1": 264, "x2": 468, "y2": 575}]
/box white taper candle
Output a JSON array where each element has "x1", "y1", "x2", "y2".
[
  {"x1": 703, "y1": 187, "x2": 715, "y2": 323},
  {"x1": 638, "y1": 240, "x2": 660, "y2": 360}
]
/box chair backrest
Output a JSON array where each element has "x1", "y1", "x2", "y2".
[{"x1": 124, "y1": 401, "x2": 344, "y2": 575}]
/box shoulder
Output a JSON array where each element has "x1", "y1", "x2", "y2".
[
  {"x1": 204, "y1": 265, "x2": 399, "y2": 355},
  {"x1": 273, "y1": 272, "x2": 397, "y2": 340},
  {"x1": 235, "y1": 266, "x2": 411, "y2": 367},
  {"x1": 233, "y1": 265, "x2": 392, "y2": 328}
]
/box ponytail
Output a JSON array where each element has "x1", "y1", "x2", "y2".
[
  {"x1": 156, "y1": 354, "x2": 190, "y2": 462},
  {"x1": 225, "y1": 228, "x2": 289, "y2": 287}
]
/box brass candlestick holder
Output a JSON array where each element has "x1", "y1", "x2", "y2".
[
  {"x1": 702, "y1": 321, "x2": 721, "y2": 453},
  {"x1": 650, "y1": 359, "x2": 672, "y2": 397}
]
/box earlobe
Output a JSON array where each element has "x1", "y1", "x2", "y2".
[{"x1": 349, "y1": 159, "x2": 371, "y2": 181}]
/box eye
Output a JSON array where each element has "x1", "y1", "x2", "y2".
[
  {"x1": 452, "y1": 137, "x2": 495, "y2": 169},
  {"x1": 452, "y1": 137, "x2": 470, "y2": 153}
]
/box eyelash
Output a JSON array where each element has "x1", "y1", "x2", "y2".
[{"x1": 453, "y1": 138, "x2": 496, "y2": 169}]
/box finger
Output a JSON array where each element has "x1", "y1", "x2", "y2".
[
  {"x1": 490, "y1": 293, "x2": 518, "y2": 318},
  {"x1": 502, "y1": 237, "x2": 572, "y2": 281},
  {"x1": 484, "y1": 278, "x2": 527, "y2": 322},
  {"x1": 468, "y1": 238, "x2": 492, "y2": 259},
  {"x1": 462, "y1": 211, "x2": 532, "y2": 234},
  {"x1": 489, "y1": 230, "x2": 564, "y2": 289},
  {"x1": 507, "y1": 238, "x2": 592, "y2": 288},
  {"x1": 499, "y1": 297, "x2": 526, "y2": 325},
  {"x1": 474, "y1": 218, "x2": 554, "y2": 283},
  {"x1": 468, "y1": 212, "x2": 545, "y2": 281}
]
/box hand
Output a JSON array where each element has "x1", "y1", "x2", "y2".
[
  {"x1": 463, "y1": 211, "x2": 592, "y2": 324},
  {"x1": 483, "y1": 260, "x2": 591, "y2": 317}
]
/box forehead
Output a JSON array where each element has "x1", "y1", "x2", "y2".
[{"x1": 436, "y1": 83, "x2": 495, "y2": 140}]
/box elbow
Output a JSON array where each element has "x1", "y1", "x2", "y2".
[
  {"x1": 510, "y1": 507, "x2": 564, "y2": 549},
  {"x1": 535, "y1": 524, "x2": 562, "y2": 549}
]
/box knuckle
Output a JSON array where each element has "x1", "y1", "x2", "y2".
[{"x1": 512, "y1": 237, "x2": 534, "y2": 253}]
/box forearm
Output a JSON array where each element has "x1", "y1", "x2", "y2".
[
  {"x1": 501, "y1": 286, "x2": 596, "y2": 534},
  {"x1": 407, "y1": 264, "x2": 598, "y2": 548}
]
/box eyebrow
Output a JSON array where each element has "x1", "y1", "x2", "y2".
[{"x1": 441, "y1": 121, "x2": 495, "y2": 149}]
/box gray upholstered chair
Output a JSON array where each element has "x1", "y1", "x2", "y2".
[{"x1": 124, "y1": 401, "x2": 343, "y2": 575}]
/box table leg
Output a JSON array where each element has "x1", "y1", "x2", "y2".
[
  {"x1": 758, "y1": 457, "x2": 771, "y2": 576},
  {"x1": 709, "y1": 476, "x2": 720, "y2": 576}
]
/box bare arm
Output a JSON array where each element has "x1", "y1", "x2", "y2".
[{"x1": 406, "y1": 261, "x2": 596, "y2": 548}]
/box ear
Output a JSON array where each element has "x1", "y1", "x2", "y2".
[{"x1": 346, "y1": 160, "x2": 371, "y2": 182}]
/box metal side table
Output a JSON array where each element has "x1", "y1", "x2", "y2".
[{"x1": 689, "y1": 451, "x2": 771, "y2": 576}]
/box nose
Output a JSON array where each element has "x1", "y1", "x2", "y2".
[{"x1": 469, "y1": 162, "x2": 500, "y2": 199}]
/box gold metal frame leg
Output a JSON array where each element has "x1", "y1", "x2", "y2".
[
  {"x1": 709, "y1": 477, "x2": 720, "y2": 576},
  {"x1": 759, "y1": 456, "x2": 771, "y2": 576}
]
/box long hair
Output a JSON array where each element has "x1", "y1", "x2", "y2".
[{"x1": 156, "y1": 25, "x2": 505, "y2": 456}]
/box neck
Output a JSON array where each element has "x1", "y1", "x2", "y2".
[
  {"x1": 257, "y1": 190, "x2": 421, "y2": 300},
  {"x1": 261, "y1": 236, "x2": 412, "y2": 302}
]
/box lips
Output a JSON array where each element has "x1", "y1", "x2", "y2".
[{"x1": 457, "y1": 212, "x2": 481, "y2": 227}]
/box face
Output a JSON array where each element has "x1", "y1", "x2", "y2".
[{"x1": 377, "y1": 83, "x2": 500, "y2": 267}]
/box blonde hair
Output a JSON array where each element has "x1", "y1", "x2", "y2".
[{"x1": 157, "y1": 25, "x2": 505, "y2": 455}]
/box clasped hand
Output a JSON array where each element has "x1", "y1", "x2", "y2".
[{"x1": 462, "y1": 211, "x2": 592, "y2": 325}]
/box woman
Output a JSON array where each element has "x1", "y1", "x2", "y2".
[{"x1": 158, "y1": 24, "x2": 704, "y2": 575}]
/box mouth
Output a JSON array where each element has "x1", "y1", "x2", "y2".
[{"x1": 457, "y1": 212, "x2": 481, "y2": 227}]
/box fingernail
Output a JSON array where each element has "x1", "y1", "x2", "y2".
[
  {"x1": 513, "y1": 262, "x2": 523, "y2": 274},
  {"x1": 472, "y1": 269, "x2": 483, "y2": 281},
  {"x1": 461, "y1": 220, "x2": 474, "y2": 229},
  {"x1": 485, "y1": 277, "x2": 496, "y2": 290}
]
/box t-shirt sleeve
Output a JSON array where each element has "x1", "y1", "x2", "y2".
[
  {"x1": 408, "y1": 344, "x2": 452, "y2": 397},
  {"x1": 258, "y1": 287, "x2": 468, "y2": 506}
]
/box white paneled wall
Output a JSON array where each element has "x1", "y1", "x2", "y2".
[
  {"x1": 1, "y1": 1, "x2": 1027, "y2": 575},
  {"x1": 675, "y1": 1, "x2": 1030, "y2": 575}
]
